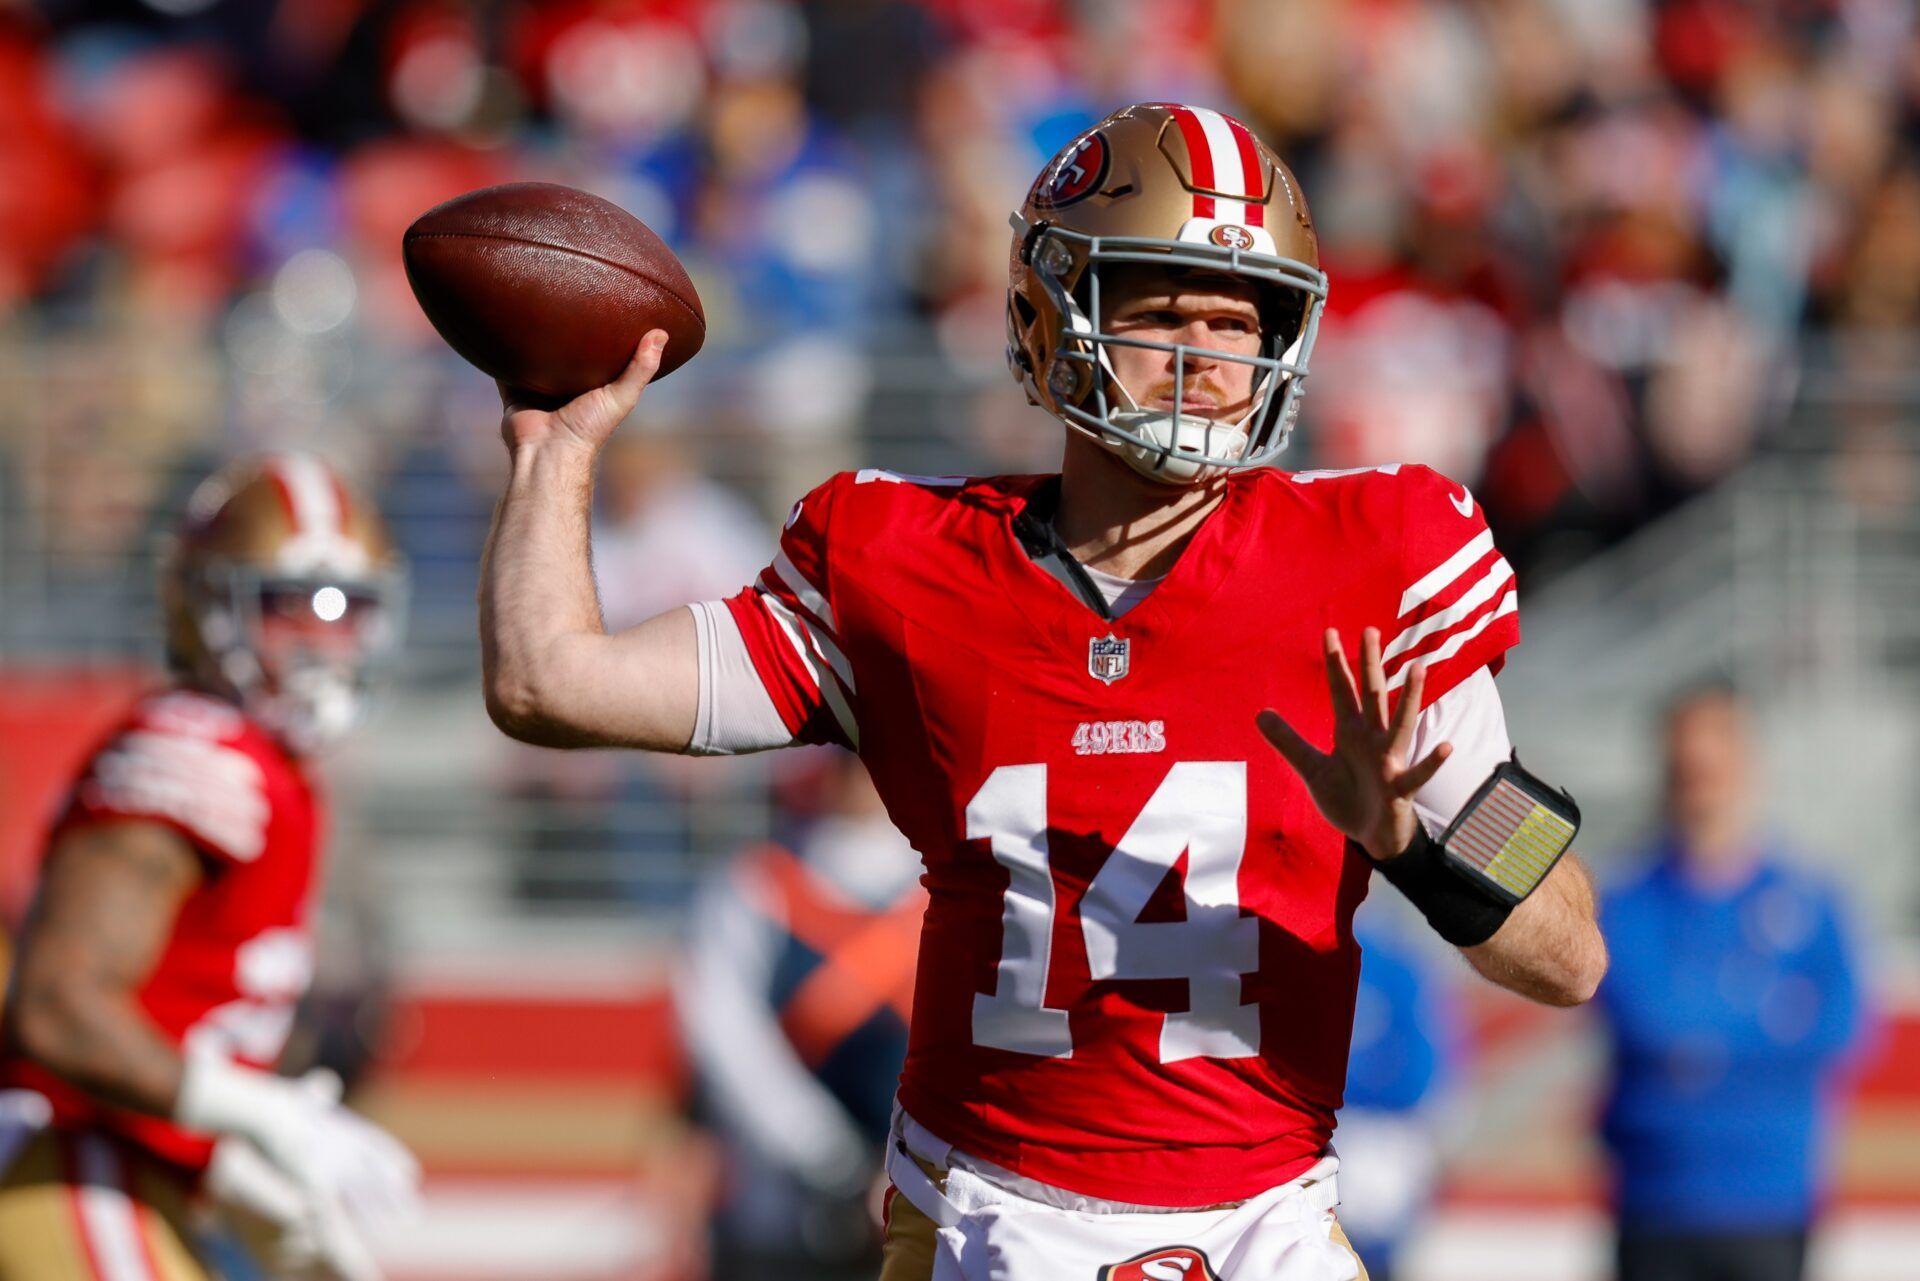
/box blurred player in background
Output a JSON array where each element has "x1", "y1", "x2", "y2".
[
  {"x1": 479, "y1": 103, "x2": 1606, "y2": 1280},
  {"x1": 1597, "y1": 683, "x2": 1868, "y2": 1281},
  {"x1": 0, "y1": 454, "x2": 419, "y2": 1281},
  {"x1": 676, "y1": 748, "x2": 922, "y2": 1280}
]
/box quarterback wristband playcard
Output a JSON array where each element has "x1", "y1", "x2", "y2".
[{"x1": 1438, "y1": 756, "x2": 1581, "y2": 905}]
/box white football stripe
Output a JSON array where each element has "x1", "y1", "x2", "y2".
[
  {"x1": 771, "y1": 550, "x2": 836, "y2": 633},
  {"x1": 72, "y1": 1135, "x2": 157, "y2": 1281},
  {"x1": 1383, "y1": 558, "x2": 1515, "y2": 664},
  {"x1": 1399, "y1": 529, "x2": 1496, "y2": 617},
  {"x1": 1385, "y1": 591, "x2": 1518, "y2": 691}
]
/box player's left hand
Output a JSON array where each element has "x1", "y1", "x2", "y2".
[{"x1": 1257, "y1": 627, "x2": 1452, "y2": 863}]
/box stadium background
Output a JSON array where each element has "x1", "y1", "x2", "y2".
[{"x1": 1, "y1": 0, "x2": 1917, "y2": 1277}]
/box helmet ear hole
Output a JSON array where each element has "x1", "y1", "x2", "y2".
[{"x1": 1261, "y1": 291, "x2": 1307, "y2": 351}]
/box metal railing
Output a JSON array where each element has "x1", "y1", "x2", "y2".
[{"x1": 6, "y1": 329, "x2": 1919, "y2": 953}]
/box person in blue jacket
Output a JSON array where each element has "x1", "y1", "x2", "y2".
[
  {"x1": 1337, "y1": 911, "x2": 1458, "y2": 1281},
  {"x1": 1597, "y1": 682, "x2": 1869, "y2": 1281}
]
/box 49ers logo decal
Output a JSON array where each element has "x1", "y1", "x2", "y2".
[
  {"x1": 1209, "y1": 223, "x2": 1255, "y2": 251},
  {"x1": 1099, "y1": 1246, "x2": 1222, "y2": 1281},
  {"x1": 1033, "y1": 131, "x2": 1110, "y2": 209}
]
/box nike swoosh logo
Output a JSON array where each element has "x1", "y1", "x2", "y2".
[{"x1": 1451, "y1": 486, "x2": 1474, "y2": 517}]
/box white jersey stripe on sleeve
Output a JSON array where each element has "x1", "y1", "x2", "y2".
[
  {"x1": 771, "y1": 549, "x2": 836, "y2": 632},
  {"x1": 761, "y1": 592, "x2": 856, "y2": 694},
  {"x1": 759, "y1": 592, "x2": 859, "y2": 746},
  {"x1": 1398, "y1": 528, "x2": 1496, "y2": 616},
  {"x1": 72, "y1": 1135, "x2": 158, "y2": 1281},
  {"x1": 1385, "y1": 591, "x2": 1518, "y2": 691},
  {"x1": 88, "y1": 733, "x2": 269, "y2": 860},
  {"x1": 1382, "y1": 557, "x2": 1515, "y2": 664}
]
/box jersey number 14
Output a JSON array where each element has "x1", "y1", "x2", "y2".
[{"x1": 968, "y1": 762, "x2": 1260, "y2": 1063}]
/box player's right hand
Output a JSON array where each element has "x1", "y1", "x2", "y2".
[
  {"x1": 178, "y1": 1054, "x2": 422, "y2": 1270},
  {"x1": 497, "y1": 329, "x2": 668, "y2": 458},
  {"x1": 206, "y1": 1133, "x2": 386, "y2": 1281}
]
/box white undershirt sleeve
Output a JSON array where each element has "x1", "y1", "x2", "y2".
[
  {"x1": 1408, "y1": 666, "x2": 1513, "y2": 837},
  {"x1": 688, "y1": 601, "x2": 798, "y2": 755}
]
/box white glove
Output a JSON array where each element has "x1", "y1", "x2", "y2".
[
  {"x1": 178, "y1": 1052, "x2": 421, "y2": 1273},
  {"x1": 205, "y1": 1135, "x2": 383, "y2": 1281}
]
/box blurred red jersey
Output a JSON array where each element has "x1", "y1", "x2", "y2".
[
  {"x1": 0, "y1": 689, "x2": 322, "y2": 1172},
  {"x1": 726, "y1": 463, "x2": 1519, "y2": 1207}
]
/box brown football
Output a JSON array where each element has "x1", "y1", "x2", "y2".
[{"x1": 402, "y1": 182, "x2": 705, "y2": 403}]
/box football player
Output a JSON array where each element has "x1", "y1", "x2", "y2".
[
  {"x1": 478, "y1": 103, "x2": 1606, "y2": 1280},
  {"x1": 0, "y1": 454, "x2": 419, "y2": 1281}
]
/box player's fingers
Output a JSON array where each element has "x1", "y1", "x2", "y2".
[
  {"x1": 1388, "y1": 661, "x2": 1425, "y2": 753},
  {"x1": 1391, "y1": 741, "x2": 1453, "y2": 797},
  {"x1": 1321, "y1": 629, "x2": 1362, "y2": 725},
  {"x1": 1360, "y1": 627, "x2": 1389, "y2": 729},
  {"x1": 610, "y1": 330, "x2": 669, "y2": 401},
  {"x1": 575, "y1": 331, "x2": 667, "y2": 427},
  {"x1": 1257, "y1": 709, "x2": 1326, "y2": 779}
]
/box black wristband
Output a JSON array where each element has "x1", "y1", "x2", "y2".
[{"x1": 1360, "y1": 830, "x2": 1514, "y2": 947}]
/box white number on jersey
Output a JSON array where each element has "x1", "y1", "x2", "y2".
[
  {"x1": 183, "y1": 927, "x2": 314, "y2": 1064},
  {"x1": 968, "y1": 762, "x2": 1260, "y2": 1062}
]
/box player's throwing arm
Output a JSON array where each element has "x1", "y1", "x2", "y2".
[
  {"x1": 401, "y1": 184, "x2": 711, "y2": 751},
  {"x1": 478, "y1": 331, "x2": 708, "y2": 751},
  {"x1": 1260, "y1": 628, "x2": 1607, "y2": 1006}
]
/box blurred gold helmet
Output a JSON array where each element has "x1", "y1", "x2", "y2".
[
  {"x1": 164, "y1": 453, "x2": 405, "y2": 754},
  {"x1": 1007, "y1": 103, "x2": 1327, "y2": 483}
]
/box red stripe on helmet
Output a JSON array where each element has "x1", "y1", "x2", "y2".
[
  {"x1": 263, "y1": 465, "x2": 305, "y2": 534},
  {"x1": 1226, "y1": 115, "x2": 1266, "y2": 226},
  {"x1": 1168, "y1": 105, "x2": 1217, "y2": 219},
  {"x1": 328, "y1": 471, "x2": 353, "y2": 533}
]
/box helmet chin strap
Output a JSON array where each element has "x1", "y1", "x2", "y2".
[
  {"x1": 258, "y1": 666, "x2": 362, "y2": 755},
  {"x1": 200, "y1": 604, "x2": 362, "y2": 755},
  {"x1": 1092, "y1": 340, "x2": 1267, "y2": 485},
  {"x1": 1105, "y1": 410, "x2": 1249, "y2": 483}
]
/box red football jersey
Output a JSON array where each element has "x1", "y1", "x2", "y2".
[
  {"x1": 0, "y1": 689, "x2": 322, "y2": 1172},
  {"x1": 726, "y1": 463, "x2": 1519, "y2": 1207}
]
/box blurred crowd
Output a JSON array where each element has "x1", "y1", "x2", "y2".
[{"x1": 3, "y1": 0, "x2": 1919, "y2": 602}]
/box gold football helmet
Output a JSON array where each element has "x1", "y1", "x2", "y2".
[
  {"x1": 164, "y1": 453, "x2": 405, "y2": 753},
  {"x1": 1007, "y1": 102, "x2": 1326, "y2": 482}
]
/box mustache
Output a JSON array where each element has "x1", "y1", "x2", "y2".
[{"x1": 1141, "y1": 380, "x2": 1240, "y2": 409}]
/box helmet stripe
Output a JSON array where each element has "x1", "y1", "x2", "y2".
[
  {"x1": 265, "y1": 453, "x2": 345, "y2": 542},
  {"x1": 1167, "y1": 106, "x2": 1217, "y2": 219},
  {"x1": 1190, "y1": 107, "x2": 1251, "y2": 226},
  {"x1": 1224, "y1": 116, "x2": 1267, "y2": 226}
]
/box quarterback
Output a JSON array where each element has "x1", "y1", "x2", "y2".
[
  {"x1": 480, "y1": 104, "x2": 1606, "y2": 1280},
  {"x1": 0, "y1": 455, "x2": 418, "y2": 1281}
]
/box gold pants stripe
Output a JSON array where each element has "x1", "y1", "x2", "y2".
[{"x1": 0, "y1": 1129, "x2": 210, "y2": 1281}]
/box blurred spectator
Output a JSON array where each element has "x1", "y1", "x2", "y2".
[
  {"x1": 2, "y1": 0, "x2": 1919, "y2": 603},
  {"x1": 1335, "y1": 911, "x2": 1459, "y2": 1281},
  {"x1": 592, "y1": 427, "x2": 769, "y2": 633},
  {"x1": 674, "y1": 749, "x2": 923, "y2": 1281},
  {"x1": 510, "y1": 423, "x2": 771, "y2": 906},
  {"x1": 1596, "y1": 682, "x2": 1870, "y2": 1281}
]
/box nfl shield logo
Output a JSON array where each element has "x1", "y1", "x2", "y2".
[{"x1": 1088, "y1": 634, "x2": 1130, "y2": 684}]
